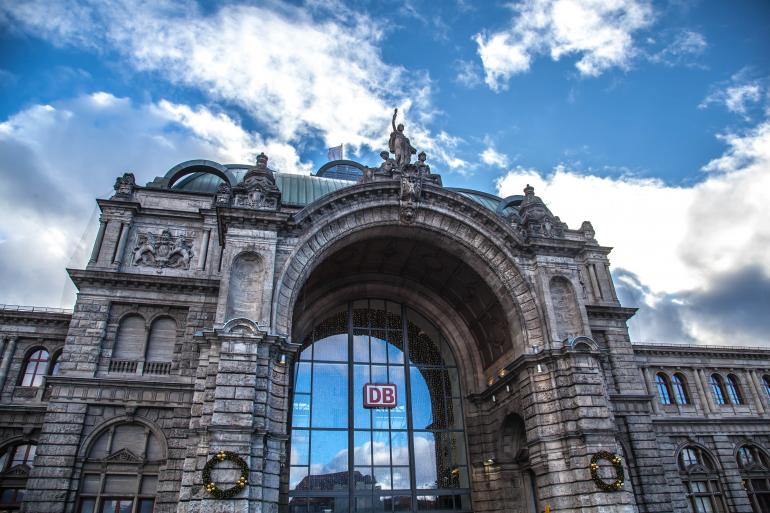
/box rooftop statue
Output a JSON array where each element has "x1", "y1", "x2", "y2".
[{"x1": 389, "y1": 108, "x2": 416, "y2": 169}]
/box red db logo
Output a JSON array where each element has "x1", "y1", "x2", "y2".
[{"x1": 363, "y1": 383, "x2": 397, "y2": 408}]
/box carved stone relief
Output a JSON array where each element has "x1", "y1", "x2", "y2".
[
  {"x1": 225, "y1": 252, "x2": 265, "y2": 321},
  {"x1": 131, "y1": 229, "x2": 195, "y2": 270},
  {"x1": 549, "y1": 276, "x2": 582, "y2": 341}
]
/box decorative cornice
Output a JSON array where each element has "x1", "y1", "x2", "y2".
[
  {"x1": 0, "y1": 306, "x2": 72, "y2": 327},
  {"x1": 586, "y1": 305, "x2": 638, "y2": 321},
  {"x1": 67, "y1": 268, "x2": 220, "y2": 295},
  {"x1": 633, "y1": 343, "x2": 770, "y2": 359}
]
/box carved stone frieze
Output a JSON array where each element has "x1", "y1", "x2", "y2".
[
  {"x1": 399, "y1": 164, "x2": 422, "y2": 224},
  {"x1": 131, "y1": 229, "x2": 195, "y2": 270}
]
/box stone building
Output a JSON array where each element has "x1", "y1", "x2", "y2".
[{"x1": 0, "y1": 148, "x2": 769, "y2": 513}]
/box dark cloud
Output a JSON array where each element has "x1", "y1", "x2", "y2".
[{"x1": 615, "y1": 266, "x2": 770, "y2": 347}]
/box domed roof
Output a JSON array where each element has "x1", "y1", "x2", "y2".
[{"x1": 162, "y1": 159, "x2": 519, "y2": 216}]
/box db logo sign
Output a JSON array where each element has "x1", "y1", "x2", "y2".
[{"x1": 363, "y1": 383, "x2": 397, "y2": 408}]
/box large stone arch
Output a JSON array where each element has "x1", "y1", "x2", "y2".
[{"x1": 272, "y1": 182, "x2": 547, "y2": 380}]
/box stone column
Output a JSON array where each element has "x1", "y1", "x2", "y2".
[
  {"x1": 696, "y1": 369, "x2": 717, "y2": 413},
  {"x1": 643, "y1": 367, "x2": 661, "y2": 414},
  {"x1": 691, "y1": 368, "x2": 711, "y2": 415},
  {"x1": 746, "y1": 369, "x2": 766, "y2": 414},
  {"x1": 89, "y1": 219, "x2": 108, "y2": 264},
  {"x1": 0, "y1": 336, "x2": 18, "y2": 393},
  {"x1": 198, "y1": 230, "x2": 211, "y2": 270},
  {"x1": 113, "y1": 222, "x2": 131, "y2": 266},
  {"x1": 21, "y1": 401, "x2": 88, "y2": 513}
]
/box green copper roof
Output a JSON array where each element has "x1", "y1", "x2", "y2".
[
  {"x1": 170, "y1": 167, "x2": 509, "y2": 213},
  {"x1": 172, "y1": 171, "x2": 353, "y2": 207}
]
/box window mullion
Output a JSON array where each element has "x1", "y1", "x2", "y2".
[{"x1": 402, "y1": 304, "x2": 417, "y2": 511}]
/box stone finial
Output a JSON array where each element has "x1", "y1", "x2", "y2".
[
  {"x1": 523, "y1": 184, "x2": 535, "y2": 197},
  {"x1": 256, "y1": 152, "x2": 269, "y2": 169},
  {"x1": 113, "y1": 172, "x2": 136, "y2": 199}
]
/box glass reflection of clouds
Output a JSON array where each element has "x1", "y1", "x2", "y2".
[{"x1": 289, "y1": 300, "x2": 471, "y2": 512}]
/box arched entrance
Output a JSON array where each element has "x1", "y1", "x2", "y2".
[{"x1": 288, "y1": 299, "x2": 471, "y2": 512}]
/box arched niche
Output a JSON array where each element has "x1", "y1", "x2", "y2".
[
  {"x1": 549, "y1": 276, "x2": 582, "y2": 341},
  {"x1": 225, "y1": 252, "x2": 265, "y2": 322}
]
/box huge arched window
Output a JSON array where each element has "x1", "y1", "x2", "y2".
[
  {"x1": 20, "y1": 348, "x2": 49, "y2": 387},
  {"x1": 77, "y1": 422, "x2": 165, "y2": 513},
  {"x1": 677, "y1": 445, "x2": 726, "y2": 512},
  {"x1": 289, "y1": 300, "x2": 470, "y2": 512},
  {"x1": 726, "y1": 374, "x2": 743, "y2": 405},
  {"x1": 655, "y1": 373, "x2": 673, "y2": 405},
  {"x1": 737, "y1": 444, "x2": 770, "y2": 513},
  {"x1": 0, "y1": 442, "x2": 37, "y2": 510},
  {"x1": 671, "y1": 373, "x2": 690, "y2": 405},
  {"x1": 710, "y1": 374, "x2": 727, "y2": 405}
]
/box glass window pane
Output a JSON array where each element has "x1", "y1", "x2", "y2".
[
  {"x1": 414, "y1": 432, "x2": 438, "y2": 489},
  {"x1": 138, "y1": 499, "x2": 155, "y2": 513},
  {"x1": 372, "y1": 431, "x2": 391, "y2": 466},
  {"x1": 290, "y1": 466, "x2": 309, "y2": 491},
  {"x1": 411, "y1": 368, "x2": 441, "y2": 430},
  {"x1": 354, "y1": 466, "x2": 374, "y2": 490},
  {"x1": 354, "y1": 364, "x2": 372, "y2": 429},
  {"x1": 374, "y1": 467, "x2": 392, "y2": 490},
  {"x1": 79, "y1": 498, "x2": 96, "y2": 513},
  {"x1": 371, "y1": 332, "x2": 388, "y2": 364},
  {"x1": 310, "y1": 430, "x2": 348, "y2": 489},
  {"x1": 388, "y1": 366, "x2": 407, "y2": 429},
  {"x1": 391, "y1": 466, "x2": 411, "y2": 491},
  {"x1": 355, "y1": 431, "x2": 372, "y2": 465},
  {"x1": 371, "y1": 301, "x2": 387, "y2": 329},
  {"x1": 312, "y1": 363, "x2": 348, "y2": 428},
  {"x1": 291, "y1": 429, "x2": 310, "y2": 466},
  {"x1": 295, "y1": 363, "x2": 311, "y2": 393},
  {"x1": 354, "y1": 334, "x2": 370, "y2": 363},
  {"x1": 387, "y1": 330, "x2": 404, "y2": 365},
  {"x1": 292, "y1": 393, "x2": 311, "y2": 428},
  {"x1": 307, "y1": 496, "x2": 349, "y2": 512},
  {"x1": 100, "y1": 500, "x2": 117, "y2": 513},
  {"x1": 313, "y1": 334, "x2": 348, "y2": 362},
  {"x1": 289, "y1": 497, "x2": 308, "y2": 513},
  {"x1": 390, "y1": 431, "x2": 410, "y2": 466}
]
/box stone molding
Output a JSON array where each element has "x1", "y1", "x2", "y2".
[{"x1": 68, "y1": 268, "x2": 220, "y2": 295}]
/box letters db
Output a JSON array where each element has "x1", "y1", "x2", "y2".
[{"x1": 363, "y1": 383, "x2": 397, "y2": 408}]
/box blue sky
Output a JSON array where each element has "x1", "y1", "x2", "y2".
[{"x1": 1, "y1": 0, "x2": 769, "y2": 346}]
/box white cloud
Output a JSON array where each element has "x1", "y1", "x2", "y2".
[
  {"x1": 649, "y1": 29, "x2": 707, "y2": 67},
  {"x1": 454, "y1": 59, "x2": 483, "y2": 88},
  {"x1": 474, "y1": 0, "x2": 654, "y2": 90},
  {"x1": 0, "y1": 0, "x2": 463, "y2": 169},
  {"x1": 480, "y1": 147, "x2": 510, "y2": 168},
  {"x1": 496, "y1": 120, "x2": 770, "y2": 345},
  {"x1": 0, "y1": 93, "x2": 295, "y2": 307},
  {"x1": 699, "y1": 70, "x2": 766, "y2": 117}
]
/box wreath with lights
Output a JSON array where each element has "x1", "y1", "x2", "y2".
[
  {"x1": 590, "y1": 451, "x2": 624, "y2": 492},
  {"x1": 202, "y1": 450, "x2": 249, "y2": 499}
]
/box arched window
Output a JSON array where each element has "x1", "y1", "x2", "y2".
[
  {"x1": 677, "y1": 445, "x2": 726, "y2": 512},
  {"x1": 20, "y1": 348, "x2": 49, "y2": 387},
  {"x1": 710, "y1": 374, "x2": 727, "y2": 405},
  {"x1": 737, "y1": 444, "x2": 770, "y2": 513},
  {"x1": 655, "y1": 373, "x2": 673, "y2": 405},
  {"x1": 113, "y1": 314, "x2": 146, "y2": 360},
  {"x1": 48, "y1": 350, "x2": 62, "y2": 377},
  {"x1": 144, "y1": 317, "x2": 176, "y2": 377},
  {"x1": 289, "y1": 300, "x2": 470, "y2": 513},
  {"x1": 763, "y1": 375, "x2": 770, "y2": 399},
  {"x1": 671, "y1": 374, "x2": 689, "y2": 405},
  {"x1": 726, "y1": 375, "x2": 743, "y2": 405},
  {"x1": 0, "y1": 442, "x2": 37, "y2": 509},
  {"x1": 77, "y1": 423, "x2": 165, "y2": 513}
]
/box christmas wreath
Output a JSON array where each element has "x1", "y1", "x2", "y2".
[
  {"x1": 590, "y1": 451, "x2": 624, "y2": 492},
  {"x1": 202, "y1": 450, "x2": 249, "y2": 499}
]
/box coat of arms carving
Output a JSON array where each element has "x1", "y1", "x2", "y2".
[{"x1": 132, "y1": 229, "x2": 195, "y2": 270}]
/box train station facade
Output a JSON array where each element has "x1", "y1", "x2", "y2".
[{"x1": 0, "y1": 151, "x2": 769, "y2": 513}]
